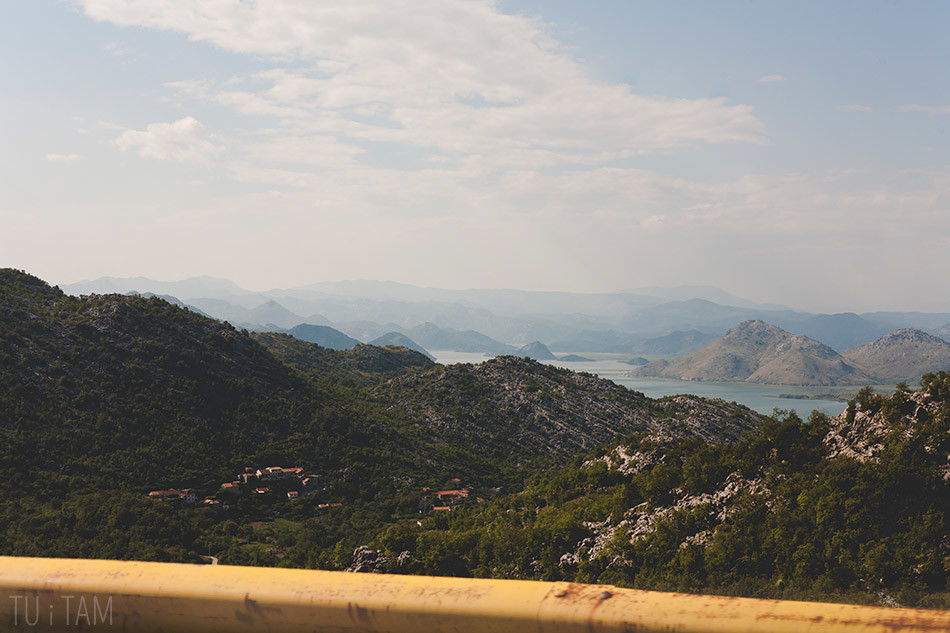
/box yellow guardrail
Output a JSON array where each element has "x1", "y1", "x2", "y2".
[{"x1": 1, "y1": 556, "x2": 949, "y2": 632}]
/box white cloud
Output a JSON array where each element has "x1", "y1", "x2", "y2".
[
  {"x1": 46, "y1": 153, "x2": 84, "y2": 162},
  {"x1": 114, "y1": 117, "x2": 220, "y2": 163},
  {"x1": 838, "y1": 104, "x2": 872, "y2": 112},
  {"x1": 758, "y1": 74, "x2": 786, "y2": 83},
  {"x1": 900, "y1": 104, "x2": 950, "y2": 114},
  {"x1": 82, "y1": 0, "x2": 766, "y2": 166}
]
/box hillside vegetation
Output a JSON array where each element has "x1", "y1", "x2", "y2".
[
  {"x1": 353, "y1": 374, "x2": 950, "y2": 609},
  {"x1": 0, "y1": 269, "x2": 761, "y2": 563},
  {"x1": 4, "y1": 268, "x2": 949, "y2": 608}
]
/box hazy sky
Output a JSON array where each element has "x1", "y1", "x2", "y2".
[{"x1": 2, "y1": 1, "x2": 948, "y2": 312}]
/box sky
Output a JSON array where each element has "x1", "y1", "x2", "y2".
[{"x1": 1, "y1": 0, "x2": 948, "y2": 313}]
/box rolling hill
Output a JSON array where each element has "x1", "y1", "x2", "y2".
[
  {"x1": 841, "y1": 329, "x2": 950, "y2": 384},
  {"x1": 369, "y1": 331, "x2": 435, "y2": 360},
  {"x1": 0, "y1": 268, "x2": 765, "y2": 562},
  {"x1": 374, "y1": 356, "x2": 763, "y2": 457},
  {"x1": 631, "y1": 320, "x2": 872, "y2": 386}
]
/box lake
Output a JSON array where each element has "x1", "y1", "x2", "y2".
[{"x1": 429, "y1": 351, "x2": 849, "y2": 418}]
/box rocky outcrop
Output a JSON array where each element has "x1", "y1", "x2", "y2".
[
  {"x1": 562, "y1": 473, "x2": 770, "y2": 566},
  {"x1": 345, "y1": 546, "x2": 413, "y2": 573},
  {"x1": 823, "y1": 387, "x2": 946, "y2": 467}
]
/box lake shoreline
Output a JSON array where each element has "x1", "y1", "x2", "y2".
[{"x1": 430, "y1": 351, "x2": 860, "y2": 417}]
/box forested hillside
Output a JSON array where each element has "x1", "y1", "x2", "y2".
[
  {"x1": 3, "y1": 268, "x2": 948, "y2": 608},
  {"x1": 0, "y1": 269, "x2": 760, "y2": 564},
  {"x1": 350, "y1": 375, "x2": 950, "y2": 609}
]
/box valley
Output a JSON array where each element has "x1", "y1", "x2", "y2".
[{"x1": 2, "y1": 269, "x2": 949, "y2": 609}]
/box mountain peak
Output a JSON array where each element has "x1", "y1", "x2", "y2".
[
  {"x1": 632, "y1": 320, "x2": 870, "y2": 386},
  {"x1": 877, "y1": 328, "x2": 944, "y2": 345},
  {"x1": 720, "y1": 320, "x2": 791, "y2": 346},
  {"x1": 842, "y1": 329, "x2": 950, "y2": 383},
  {"x1": 515, "y1": 340, "x2": 556, "y2": 361}
]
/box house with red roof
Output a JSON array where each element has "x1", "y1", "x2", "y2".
[{"x1": 220, "y1": 482, "x2": 242, "y2": 495}]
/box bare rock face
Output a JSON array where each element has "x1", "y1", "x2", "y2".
[
  {"x1": 823, "y1": 388, "x2": 943, "y2": 464},
  {"x1": 585, "y1": 444, "x2": 665, "y2": 476},
  {"x1": 562, "y1": 472, "x2": 770, "y2": 567},
  {"x1": 631, "y1": 320, "x2": 872, "y2": 386},
  {"x1": 842, "y1": 329, "x2": 950, "y2": 384},
  {"x1": 824, "y1": 405, "x2": 895, "y2": 462},
  {"x1": 345, "y1": 546, "x2": 413, "y2": 573},
  {"x1": 374, "y1": 356, "x2": 765, "y2": 460},
  {"x1": 345, "y1": 545, "x2": 388, "y2": 572}
]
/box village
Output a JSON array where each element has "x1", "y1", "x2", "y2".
[
  {"x1": 147, "y1": 465, "x2": 323, "y2": 511},
  {"x1": 149, "y1": 469, "x2": 491, "y2": 516},
  {"x1": 417, "y1": 479, "x2": 488, "y2": 514}
]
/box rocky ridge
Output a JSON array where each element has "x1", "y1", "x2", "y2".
[{"x1": 374, "y1": 356, "x2": 766, "y2": 460}]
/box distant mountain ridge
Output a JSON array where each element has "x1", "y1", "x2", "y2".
[
  {"x1": 405, "y1": 322, "x2": 515, "y2": 355},
  {"x1": 930, "y1": 322, "x2": 950, "y2": 342},
  {"x1": 59, "y1": 275, "x2": 950, "y2": 357},
  {"x1": 632, "y1": 321, "x2": 873, "y2": 386},
  {"x1": 623, "y1": 284, "x2": 791, "y2": 310},
  {"x1": 633, "y1": 321, "x2": 950, "y2": 386},
  {"x1": 784, "y1": 313, "x2": 894, "y2": 353},
  {"x1": 631, "y1": 329, "x2": 717, "y2": 356}
]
